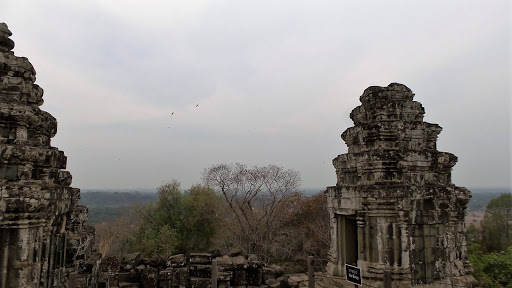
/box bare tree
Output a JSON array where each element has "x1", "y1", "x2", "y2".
[
  {"x1": 94, "y1": 209, "x2": 140, "y2": 257},
  {"x1": 203, "y1": 163, "x2": 301, "y2": 261}
]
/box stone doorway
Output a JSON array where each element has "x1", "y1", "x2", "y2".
[{"x1": 337, "y1": 215, "x2": 358, "y2": 267}]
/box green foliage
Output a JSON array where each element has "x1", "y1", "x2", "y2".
[
  {"x1": 466, "y1": 224, "x2": 481, "y2": 246},
  {"x1": 467, "y1": 193, "x2": 512, "y2": 287},
  {"x1": 481, "y1": 193, "x2": 512, "y2": 252},
  {"x1": 469, "y1": 244, "x2": 512, "y2": 287},
  {"x1": 124, "y1": 181, "x2": 223, "y2": 257}
]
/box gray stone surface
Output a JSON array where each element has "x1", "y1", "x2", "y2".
[
  {"x1": 168, "y1": 254, "x2": 187, "y2": 268},
  {"x1": 0, "y1": 22, "x2": 99, "y2": 288},
  {"x1": 325, "y1": 83, "x2": 475, "y2": 287},
  {"x1": 189, "y1": 253, "x2": 212, "y2": 265},
  {"x1": 102, "y1": 253, "x2": 285, "y2": 288}
]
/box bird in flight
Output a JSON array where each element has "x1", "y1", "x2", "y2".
[
  {"x1": 171, "y1": 112, "x2": 174, "y2": 116},
  {"x1": 196, "y1": 103, "x2": 199, "y2": 107}
]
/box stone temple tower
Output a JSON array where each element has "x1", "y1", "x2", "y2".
[
  {"x1": 0, "y1": 23, "x2": 100, "y2": 287},
  {"x1": 325, "y1": 83, "x2": 475, "y2": 287}
]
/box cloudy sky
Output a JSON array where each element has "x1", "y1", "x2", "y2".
[{"x1": 2, "y1": 1, "x2": 510, "y2": 190}]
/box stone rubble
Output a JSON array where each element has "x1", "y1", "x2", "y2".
[
  {"x1": 0, "y1": 22, "x2": 100, "y2": 288},
  {"x1": 100, "y1": 252, "x2": 285, "y2": 288}
]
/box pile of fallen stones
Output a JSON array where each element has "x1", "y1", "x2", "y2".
[{"x1": 99, "y1": 250, "x2": 286, "y2": 288}]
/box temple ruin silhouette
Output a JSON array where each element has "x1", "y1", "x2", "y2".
[
  {"x1": 0, "y1": 23, "x2": 100, "y2": 287},
  {"x1": 325, "y1": 83, "x2": 475, "y2": 287}
]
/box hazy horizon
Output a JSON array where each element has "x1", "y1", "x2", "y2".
[{"x1": 80, "y1": 187, "x2": 512, "y2": 194}]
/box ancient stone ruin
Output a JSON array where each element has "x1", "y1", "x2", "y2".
[
  {"x1": 100, "y1": 251, "x2": 286, "y2": 288},
  {"x1": 325, "y1": 83, "x2": 475, "y2": 287},
  {"x1": 0, "y1": 23, "x2": 100, "y2": 287}
]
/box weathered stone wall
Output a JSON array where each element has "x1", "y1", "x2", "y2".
[
  {"x1": 325, "y1": 83, "x2": 475, "y2": 287},
  {"x1": 0, "y1": 22, "x2": 100, "y2": 288},
  {"x1": 100, "y1": 252, "x2": 284, "y2": 288}
]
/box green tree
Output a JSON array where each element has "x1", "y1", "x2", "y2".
[
  {"x1": 126, "y1": 181, "x2": 224, "y2": 256},
  {"x1": 466, "y1": 224, "x2": 481, "y2": 246},
  {"x1": 469, "y1": 244, "x2": 512, "y2": 287},
  {"x1": 481, "y1": 193, "x2": 512, "y2": 252}
]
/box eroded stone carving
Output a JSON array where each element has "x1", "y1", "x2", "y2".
[
  {"x1": 0, "y1": 23, "x2": 100, "y2": 288},
  {"x1": 325, "y1": 83, "x2": 475, "y2": 287}
]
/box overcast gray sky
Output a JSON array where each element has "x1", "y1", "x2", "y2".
[{"x1": 2, "y1": 1, "x2": 510, "y2": 190}]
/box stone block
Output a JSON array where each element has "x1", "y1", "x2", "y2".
[
  {"x1": 190, "y1": 253, "x2": 212, "y2": 264},
  {"x1": 159, "y1": 267, "x2": 173, "y2": 280},
  {"x1": 123, "y1": 252, "x2": 142, "y2": 267},
  {"x1": 168, "y1": 254, "x2": 187, "y2": 268},
  {"x1": 231, "y1": 256, "x2": 247, "y2": 269},
  {"x1": 230, "y1": 270, "x2": 247, "y2": 287},
  {"x1": 189, "y1": 264, "x2": 211, "y2": 278},
  {"x1": 247, "y1": 254, "x2": 258, "y2": 262},
  {"x1": 275, "y1": 276, "x2": 286, "y2": 288},
  {"x1": 119, "y1": 272, "x2": 136, "y2": 283},
  {"x1": 172, "y1": 266, "x2": 189, "y2": 287},
  {"x1": 217, "y1": 272, "x2": 232, "y2": 281},
  {"x1": 262, "y1": 267, "x2": 275, "y2": 284},
  {"x1": 267, "y1": 278, "x2": 281, "y2": 288},
  {"x1": 215, "y1": 255, "x2": 233, "y2": 266},
  {"x1": 269, "y1": 265, "x2": 284, "y2": 278},
  {"x1": 142, "y1": 266, "x2": 159, "y2": 288},
  {"x1": 135, "y1": 264, "x2": 146, "y2": 273},
  {"x1": 158, "y1": 269, "x2": 173, "y2": 287},
  {"x1": 246, "y1": 262, "x2": 262, "y2": 286},
  {"x1": 190, "y1": 277, "x2": 210, "y2": 288},
  {"x1": 119, "y1": 282, "x2": 140, "y2": 288},
  {"x1": 145, "y1": 255, "x2": 167, "y2": 268}
]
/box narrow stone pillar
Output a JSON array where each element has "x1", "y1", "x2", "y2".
[
  {"x1": 308, "y1": 256, "x2": 315, "y2": 288},
  {"x1": 211, "y1": 259, "x2": 218, "y2": 288},
  {"x1": 384, "y1": 271, "x2": 392, "y2": 288},
  {"x1": 0, "y1": 230, "x2": 9, "y2": 288}
]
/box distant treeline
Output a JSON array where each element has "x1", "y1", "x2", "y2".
[
  {"x1": 79, "y1": 191, "x2": 158, "y2": 224},
  {"x1": 79, "y1": 188, "x2": 510, "y2": 224},
  {"x1": 468, "y1": 188, "x2": 511, "y2": 212}
]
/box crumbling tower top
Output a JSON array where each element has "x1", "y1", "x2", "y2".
[{"x1": 0, "y1": 23, "x2": 15, "y2": 52}]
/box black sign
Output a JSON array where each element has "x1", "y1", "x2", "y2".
[{"x1": 345, "y1": 264, "x2": 362, "y2": 286}]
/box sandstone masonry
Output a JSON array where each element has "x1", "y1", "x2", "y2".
[
  {"x1": 98, "y1": 251, "x2": 285, "y2": 288},
  {"x1": 0, "y1": 23, "x2": 100, "y2": 287},
  {"x1": 325, "y1": 83, "x2": 475, "y2": 287}
]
